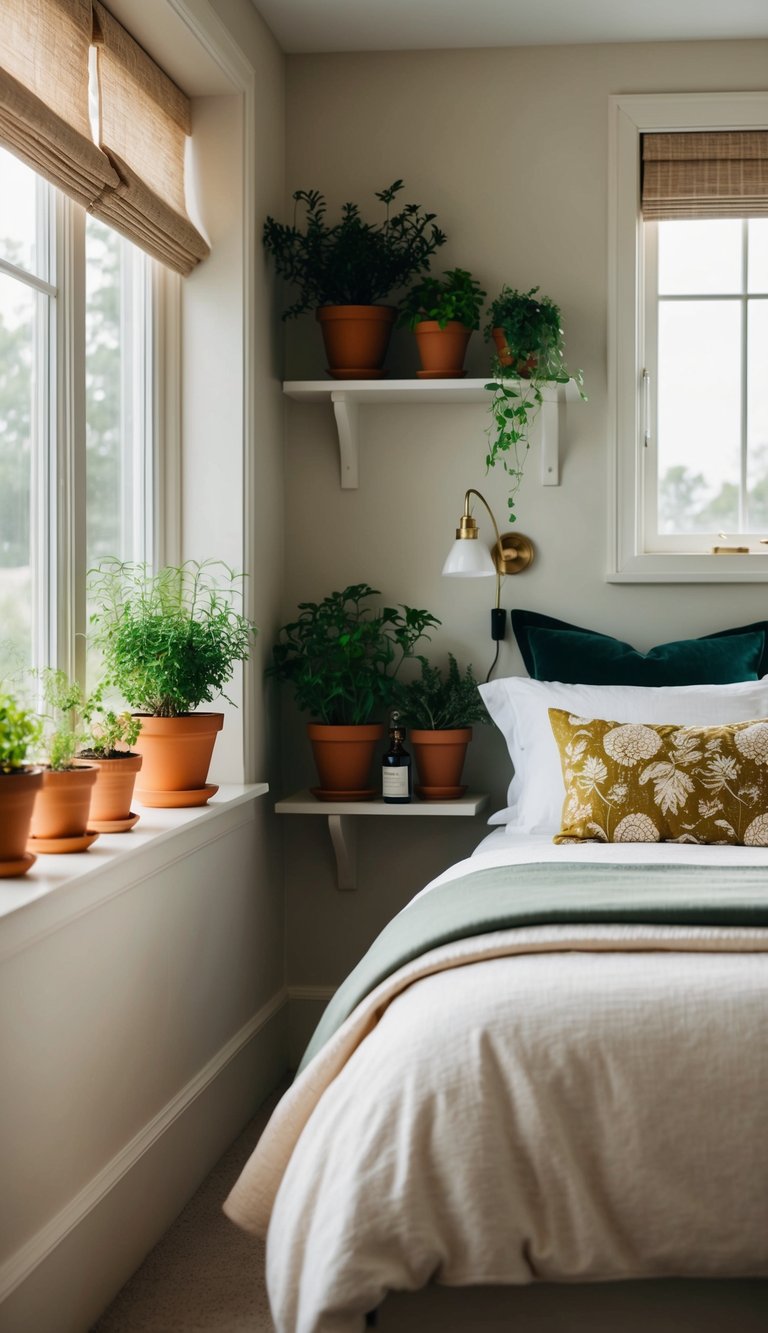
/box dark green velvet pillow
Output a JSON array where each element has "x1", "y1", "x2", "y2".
[{"x1": 511, "y1": 610, "x2": 768, "y2": 686}]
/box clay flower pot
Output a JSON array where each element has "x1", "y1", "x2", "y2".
[
  {"x1": 0, "y1": 768, "x2": 43, "y2": 876},
  {"x1": 307, "y1": 723, "x2": 384, "y2": 800},
  {"x1": 410, "y1": 727, "x2": 472, "y2": 800},
  {"x1": 491, "y1": 328, "x2": 538, "y2": 378},
  {"x1": 132, "y1": 713, "x2": 224, "y2": 808},
  {"x1": 28, "y1": 765, "x2": 99, "y2": 852},
  {"x1": 316, "y1": 305, "x2": 396, "y2": 378},
  {"x1": 414, "y1": 320, "x2": 472, "y2": 378},
  {"x1": 77, "y1": 754, "x2": 143, "y2": 832}
]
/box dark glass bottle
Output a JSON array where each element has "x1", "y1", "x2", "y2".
[{"x1": 382, "y1": 711, "x2": 412, "y2": 804}]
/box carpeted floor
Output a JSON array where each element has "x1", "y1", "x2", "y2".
[{"x1": 90, "y1": 1085, "x2": 287, "y2": 1333}]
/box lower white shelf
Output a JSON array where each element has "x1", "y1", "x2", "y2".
[{"x1": 275, "y1": 790, "x2": 489, "y2": 891}]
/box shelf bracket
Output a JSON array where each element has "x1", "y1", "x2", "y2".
[
  {"x1": 327, "y1": 814, "x2": 357, "y2": 890},
  {"x1": 331, "y1": 393, "x2": 359, "y2": 488},
  {"x1": 539, "y1": 391, "x2": 560, "y2": 486}
]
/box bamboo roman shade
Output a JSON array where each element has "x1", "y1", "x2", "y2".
[
  {"x1": 0, "y1": 0, "x2": 209, "y2": 276},
  {"x1": 642, "y1": 132, "x2": 768, "y2": 220}
]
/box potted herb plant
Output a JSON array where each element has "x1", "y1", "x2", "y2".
[
  {"x1": 262, "y1": 181, "x2": 446, "y2": 376},
  {"x1": 77, "y1": 689, "x2": 143, "y2": 832},
  {"x1": 88, "y1": 559, "x2": 257, "y2": 808},
  {"x1": 268, "y1": 583, "x2": 439, "y2": 798},
  {"x1": 0, "y1": 689, "x2": 43, "y2": 876},
  {"x1": 400, "y1": 654, "x2": 488, "y2": 798},
  {"x1": 29, "y1": 669, "x2": 99, "y2": 853},
  {"x1": 399, "y1": 268, "x2": 486, "y2": 378}
]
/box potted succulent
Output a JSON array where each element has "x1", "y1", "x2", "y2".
[
  {"x1": 399, "y1": 268, "x2": 486, "y2": 378},
  {"x1": 483, "y1": 285, "x2": 583, "y2": 523},
  {"x1": 268, "y1": 583, "x2": 439, "y2": 798},
  {"x1": 262, "y1": 180, "x2": 446, "y2": 377},
  {"x1": 77, "y1": 689, "x2": 143, "y2": 832},
  {"x1": 88, "y1": 559, "x2": 257, "y2": 808},
  {"x1": 0, "y1": 689, "x2": 43, "y2": 876},
  {"x1": 29, "y1": 669, "x2": 98, "y2": 853},
  {"x1": 401, "y1": 654, "x2": 489, "y2": 799}
]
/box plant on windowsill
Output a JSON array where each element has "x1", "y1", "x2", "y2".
[
  {"x1": 76, "y1": 689, "x2": 144, "y2": 832},
  {"x1": 28, "y1": 669, "x2": 99, "y2": 853},
  {"x1": 483, "y1": 285, "x2": 584, "y2": 524},
  {"x1": 262, "y1": 180, "x2": 446, "y2": 377},
  {"x1": 398, "y1": 268, "x2": 486, "y2": 378},
  {"x1": 0, "y1": 690, "x2": 43, "y2": 876},
  {"x1": 267, "y1": 583, "x2": 440, "y2": 798},
  {"x1": 88, "y1": 559, "x2": 257, "y2": 808},
  {"x1": 400, "y1": 654, "x2": 489, "y2": 799}
]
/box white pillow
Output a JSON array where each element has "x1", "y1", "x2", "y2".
[{"x1": 479, "y1": 675, "x2": 768, "y2": 833}]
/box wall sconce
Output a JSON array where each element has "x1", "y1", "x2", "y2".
[{"x1": 442, "y1": 488, "x2": 535, "y2": 645}]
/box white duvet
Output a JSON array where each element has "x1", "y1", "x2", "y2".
[{"x1": 224, "y1": 837, "x2": 768, "y2": 1333}]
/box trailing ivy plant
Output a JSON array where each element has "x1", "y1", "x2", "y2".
[
  {"x1": 262, "y1": 181, "x2": 446, "y2": 317},
  {"x1": 398, "y1": 268, "x2": 486, "y2": 331},
  {"x1": 400, "y1": 655, "x2": 489, "y2": 731}
]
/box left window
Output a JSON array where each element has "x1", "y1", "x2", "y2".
[{"x1": 0, "y1": 144, "x2": 155, "y2": 682}]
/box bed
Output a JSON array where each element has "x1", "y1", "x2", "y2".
[{"x1": 225, "y1": 658, "x2": 768, "y2": 1332}]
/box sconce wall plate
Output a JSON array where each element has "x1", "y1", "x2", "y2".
[{"x1": 495, "y1": 532, "x2": 535, "y2": 575}]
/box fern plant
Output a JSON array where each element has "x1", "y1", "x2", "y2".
[{"x1": 401, "y1": 655, "x2": 488, "y2": 731}]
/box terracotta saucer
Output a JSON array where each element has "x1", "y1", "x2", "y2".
[
  {"x1": 0, "y1": 852, "x2": 37, "y2": 877},
  {"x1": 135, "y1": 783, "x2": 218, "y2": 809},
  {"x1": 28, "y1": 831, "x2": 99, "y2": 854},
  {"x1": 88, "y1": 811, "x2": 140, "y2": 834},
  {"x1": 415, "y1": 370, "x2": 467, "y2": 379},
  {"x1": 310, "y1": 787, "x2": 377, "y2": 802},
  {"x1": 325, "y1": 369, "x2": 386, "y2": 380},
  {"x1": 415, "y1": 784, "x2": 467, "y2": 801}
]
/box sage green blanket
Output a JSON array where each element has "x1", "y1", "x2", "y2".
[{"x1": 299, "y1": 859, "x2": 768, "y2": 1072}]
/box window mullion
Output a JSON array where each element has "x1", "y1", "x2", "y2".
[
  {"x1": 740, "y1": 219, "x2": 749, "y2": 530},
  {"x1": 55, "y1": 196, "x2": 87, "y2": 683}
]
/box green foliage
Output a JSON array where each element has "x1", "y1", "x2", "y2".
[
  {"x1": 268, "y1": 583, "x2": 440, "y2": 726},
  {"x1": 88, "y1": 560, "x2": 257, "y2": 718},
  {"x1": 80, "y1": 683, "x2": 142, "y2": 758},
  {"x1": 38, "y1": 668, "x2": 87, "y2": 771},
  {"x1": 262, "y1": 181, "x2": 447, "y2": 317},
  {"x1": 484, "y1": 285, "x2": 568, "y2": 378},
  {"x1": 400, "y1": 654, "x2": 489, "y2": 731},
  {"x1": 0, "y1": 690, "x2": 40, "y2": 772},
  {"x1": 398, "y1": 268, "x2": 486, "y2": 331}
]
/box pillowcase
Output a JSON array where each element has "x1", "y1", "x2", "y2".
[
  {"x1": 478, "y1": 676, "x2": 768, "y2": 833},
  {"x1": 511, "y1": 609, "x2": 768, "y2": 685},
  {"x1": 548, "y1": 707, "x2": 768, "y2": 846}
]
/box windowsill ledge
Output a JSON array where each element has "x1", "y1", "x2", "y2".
[{"x1": 0, "y1": 783, "x2": 269, "y2": 961}]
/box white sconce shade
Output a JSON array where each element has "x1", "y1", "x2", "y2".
[{"x1": 441, "y1": 538, "x2": 496, "y2": 577}]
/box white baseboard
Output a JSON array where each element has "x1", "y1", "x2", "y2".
[{"x1": 0, "y1": 990, "x2": 289, "y2": 1333}]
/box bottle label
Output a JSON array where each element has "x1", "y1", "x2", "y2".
[{"x1": 382, "y1": 766, "x2": 410, "y2": 797}]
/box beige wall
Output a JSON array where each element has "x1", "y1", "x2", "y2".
[{"x1": 280, "y1": 41, "x2": 768, "y2": 985}]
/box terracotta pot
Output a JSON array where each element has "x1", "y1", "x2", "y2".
[
  {"x1": 491, "y1": 328, "x2": 537, "y2": 378},
  {"x1": 307, "y1": 723, "x2": 384, "y2": 798},
  {"x1": 0, "y1": 768, "x2": 43, "y2": 875},
  {"x1": 132, "y1": 713, "x2": 224, "y2": 804},
  {"x1": 414, "y1": 320, "x2": 472, "y2": 377},
  {"x1": 410, "y1": 728, "x2": 472, "y2": 799},
  {"x1": 316, "y1": 305, "x2": 396, "y2": 377},
  {"x1": 77, "y1": 753, "x2": 143, "y2": 828},
  {"x1": 29, "y1": 765, "x2": 98, "y2": 840}
]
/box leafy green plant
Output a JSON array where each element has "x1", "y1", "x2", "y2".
[
  {"x1": 0, "y1": 690, "x2": 41, "y2": 772},
  {"x1": 268, "y1": 583, "x2": 440, "y2": 726},
  {"x1": 88, "y1": 559, "x2": 257, "y2": 718},
  {"x1": 401, "y1": 655, "x2": 489, "y2": 730},
  {"x1": 484, "y1": 285, "x2": 568, "y2": 379},
  {"x1": 398, "y1": 268, "x2": 486, "y2": 331},
  {"x1": 79, "y1": 685, "x2": 142, "y2": 758},
  {"x1": 262, "y1": 181, "x2": 446, "y2": 317},
  {"x1": 37, "y1": 668, "x2": 87, "y2": 771}
]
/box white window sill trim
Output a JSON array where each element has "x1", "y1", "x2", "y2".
[{"x1": 0, "y1": 783, "x2": 269, "y2": 961}]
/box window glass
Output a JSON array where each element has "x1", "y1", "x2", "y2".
[
  {"x1": 748, "y1": 218, "x2": 768, "y2": 294},
  {"x1": 657, "y1": 218, "x2": 741, "y2": 295},
  {"x1": 0, "y1": 146, "x2": 40, "y2": 276},
  {"x1": 747, "y1": 299, "x2": 768, "y2": 530}
]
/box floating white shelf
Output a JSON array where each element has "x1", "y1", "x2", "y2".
[
  {"x1": 283, "y1": 377, "x2": 582, "y2": 489},
  {"x1": 275, "y1": 789, "x2": 489, "y2": 891}
]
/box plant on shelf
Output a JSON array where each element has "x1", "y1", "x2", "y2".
[
  {"x1": 483, "y1": 285, "x2": 584, "y2": 523},
  {"x1": 399, "y1": 268, "x2": 486, "y2": 378},
  {"x1": 78, "y1": 687, "x2": 144, "y2": 832},
  {"x1": 29, "y1": 669, "x2": 98, "y2": 851},
  {"x1": 400, "y1": 654, "x2": 488, "y2": 799},
  {"x1": 0, "y1": 689, "x2": 43, "y2": 877},
  {"x1": 268, "y1": 583, "x2": 440, "y2": 797},
  {"x1": 262, "y1": 180, "x2": 446, "y2": 376},
  {"x1": 88, "y1": 559, "x2": 258, "y2": 807}
]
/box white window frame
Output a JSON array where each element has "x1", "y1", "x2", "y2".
[{"x1": 607, "y1": 91, "x2": 768, "y2": 583}]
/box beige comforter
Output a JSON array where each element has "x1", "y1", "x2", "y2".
[{"x1": 225, "y1": 919, "x2": 768, "y2": 1333}]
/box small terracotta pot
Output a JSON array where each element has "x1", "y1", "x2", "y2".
[
  {"x1": 77, "y1": 754, "x2": 143, "y2": 826},
  {"x1": 133, "y1": 713, "x2": 223, "y2": 802},
  {"x1": 316, "y1": 305, "x2": 396, "y2": 377},
  {"x1": 307, "y1": 723, "x2": 384, "y2": 797},
  {"x1": 410, "y1": 728, "x2": 472, "y2": 799},
  {"x1": 0, "y1": 768, "x2": 43, "y2": 873},
  {"x1": 491, "y1": 328, "x2": 537, "y2": 378},
  {"x1": 29, "y1": 766, "x2": 98, "y2": 840},
  {"x1": 414, "y1": 320, "x2": 472, "y2": 377}
]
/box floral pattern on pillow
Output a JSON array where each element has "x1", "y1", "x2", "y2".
[{"x1": 548, "y1": 709, "x2": 768, "y2": 845}]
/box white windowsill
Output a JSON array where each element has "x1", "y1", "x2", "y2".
[{"x1": 0, "y1": 783, "x2": 269, "y2": 961}]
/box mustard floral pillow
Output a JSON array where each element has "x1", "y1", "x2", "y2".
[{"x1": 548, "y1": 708, "x2": 768, "y2": 845}]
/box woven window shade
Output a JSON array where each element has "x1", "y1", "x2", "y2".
[
  {"x1": 0, "y1": 0, "x2": 117, "y2": 208},
  {"x1": 642, "y1": 132, "x2": 768, "y2": 220},
  {"x1": 91, "y1": 2, "x2": 209, "y2": 276}
]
